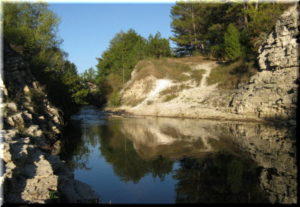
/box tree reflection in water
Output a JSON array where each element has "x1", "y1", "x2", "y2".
[
  {"x1": 174, "y1": 153, "x2": 269, "y2": 203},
  {"x1": 98, "y1": 121, "x2": 174, "y2": 183},
  {"x1": 60, "y1": 108, "x2": 296, "y2": 204},
  {"x1": 62, "y1": 118, "x2": 174, "y2": 183},
  {"x1": 60, "y1": 120, "x2": 91, "y2": 170}
]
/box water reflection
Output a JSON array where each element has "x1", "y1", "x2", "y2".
[
  {"x1": 98, "y1": 121, "x2": 174, "y2": 183},
  {"x1": 174, "y1": 156, "x2": 268, "y2": 203},
  {"x1": 61, "y1": 106, "x2": 296, "y2": 204}
]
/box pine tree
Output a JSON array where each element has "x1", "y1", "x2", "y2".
[
  {"x1": 147, "y1": 32, "x2": 171, "y2": 58},
  {"x1": 224, "y1": 23, "x2": 242, "y2": 61}
]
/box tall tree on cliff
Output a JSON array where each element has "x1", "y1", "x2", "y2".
[
  {"x1": 170, "y1": 1, "x2": 291, "y2": 58},
  {"x1": 96, "y1": 29, "x2": 147, "y2": 84},
  {"x1": 170, "y1": 2, "x2": 207, "y2": 56}
]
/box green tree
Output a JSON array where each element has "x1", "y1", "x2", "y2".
[
  {"x1": 97, "y1": 29, "x2": 147, "y2": 83},
  {"x1": 147, "y1": 32, "x2": 171, "y2": 58},
  {"x1": 81, "y1": 67, "x2": 98, "y2": 83},
  {"x1": 170, "y1": 1, "x2": 291, "y2": 59},
  {"x1": 170, "y1": 2, "x2": 206, "y2": 56},
  {"x1": 224, "y1": 23, "x2": 242, "y2": 61},
  {"x1": 3, "y1": 2, "x2": 88, "y2": 116},
  {"x1": 95, "y1": 29, "x2": 172, "y2": 106},
  {"x1": 3, "y1": 3, "x2": 60, "y2": 56}
]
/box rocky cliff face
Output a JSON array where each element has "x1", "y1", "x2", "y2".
[
  {"x1": 230, "y1": 5, "x2": 299, "y2": 122},
  {"x1": 0, "y1": 43, "x2": 99, "y2": 204}
]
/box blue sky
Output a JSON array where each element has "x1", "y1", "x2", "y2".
[{"x1": 49, "y1": 3, "x2": 175, "y2": 73}]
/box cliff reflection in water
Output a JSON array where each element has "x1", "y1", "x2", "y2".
[{"x1": 61, "y1": 107, "x2": 296, "y2": 204}]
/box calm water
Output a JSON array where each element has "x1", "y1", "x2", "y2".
[{"x1": 61, "y1": 106, "x2": 297, "y2": 204}]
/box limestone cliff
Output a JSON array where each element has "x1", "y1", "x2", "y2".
[
  {"x1": 230, "y1": 5, "x2": 299, "y2": 121},
  {"x1": 0, "y1": 43, "x2": 99, "y2": 204},
  {"x1": 115, "y1": 5, "x2": 299, "y2": 124}
]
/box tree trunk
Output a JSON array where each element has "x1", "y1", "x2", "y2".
[
  {"x1": 191, "y1": 4, "x2": 198, "y2": 52},
  {"x1": 243, "y1": 0, "x2": 248, "y2": 26}
]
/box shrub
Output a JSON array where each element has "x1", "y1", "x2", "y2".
[
  {"x1": 108, "y1": 91, "x2": 121, "y2": 107},
  {"x1": 207, "y1": 59, "x2": 257, "y2": 89}
]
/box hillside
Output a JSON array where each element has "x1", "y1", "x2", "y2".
[{"x1": 111, "y1": 5, "x2": 298, "y2": 124}]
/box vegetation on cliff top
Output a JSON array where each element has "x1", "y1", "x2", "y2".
[
  {"x1": 3, "y1": 1, "x2": 293, "y2": 110},
  {"x1": 3, "y1": 3, "x2": 93, "y2": 117},
  {"x1": 170, "y1": 2, "x2": 291, "y2": 58},
  {"x1": 90, "y1": 1, "x2": 291, "y2": 107},
  {"x1": 95, "y1": 29, "x2": 172, "y2": 106}
]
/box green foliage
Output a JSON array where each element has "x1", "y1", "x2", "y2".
[
  {"x1": 108, "y1": 91, "x2": 121, "y2": 107},
  {"x1": 170, "y1": 2, "x2": 291, "y2": 58},
  {"x1": 71, "y1": 89, "x2": 89, "y2": 105},
  {"x1": 170, "y1": 3, "x2": 209, "y2": 56},
  {"x1": 146, "y1": 32, "x2": 171, "y2": 58},
  {"x1": 224, "y1": 24, "x2": 242, "y2": 61},
  {"x1": 97, "y1": 29, "x2": 147, "y2": 81},
  {"x1": 3, "y1": 2, "x2": 87, "y2": 117},
  {"x1": 3, "y1": 3, "x2": 60, "y2": 54},
  {"x1": 49, "y1": 190, "x2": 59, "y2": 200},
  {"x1": 81, "y1": 67, "x2": 98, "y2": 83}
]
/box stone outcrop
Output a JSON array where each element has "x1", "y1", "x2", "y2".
[
  {"x1": 258, "y1": 6, "x2": 299, "y2": 70},
  {"x1": 230, "y1": 5, "x2": 299, "y2": 121},
  {"x1": 0, "y1": 43, "x2": 99, "y2": 204}
]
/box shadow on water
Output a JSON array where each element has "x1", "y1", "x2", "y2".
[{"x1": 60, "y1": 106, "x2": 297, "y2": 204}]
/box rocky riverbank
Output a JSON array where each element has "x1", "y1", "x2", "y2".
[
  {"x1": 0, "y1": 43, "x2": 99, "y2": 204},
  {"x1": 113, "y1": 5, "x2": 298, "y2": 124}
]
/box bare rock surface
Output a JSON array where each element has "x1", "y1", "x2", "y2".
[{"x1": 1, "y1": 42, "x2": 99, "y2": 204}]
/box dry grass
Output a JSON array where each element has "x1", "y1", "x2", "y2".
[
  {"x1": 159, "y1": 84, "x2": 191, "y2": 102},
  {"x1": 160, "y1": 85, "x2": 179, "y2": 102},
  {"x1": 163, "y1": 94, "x2": 178, "y2": 102},
  {"x1": 134, "y1": 58, "x2": 193, "y2": 83},
  {"x1": 160, "y1": 84, "x2": 191, "y2": 102},
  {"x1": 159, "y1": 85, "x2": 191, "y2": 96},
  {"x1": 207, "y1": 59, "x2": 257, "y2": 89},
  {"x1": 190, "y1": 69, "x2": 205, "y2": 86},
  {"x1": 124, "y1": 97, "x2": 145, "y2": 106},
  {"x1": 173, "y1": 55, "x2": 214, "y2": 66}
]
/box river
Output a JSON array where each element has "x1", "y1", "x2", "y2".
[{"x1": 60, "y1": 106, "x2": 297, "y2": 204}]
